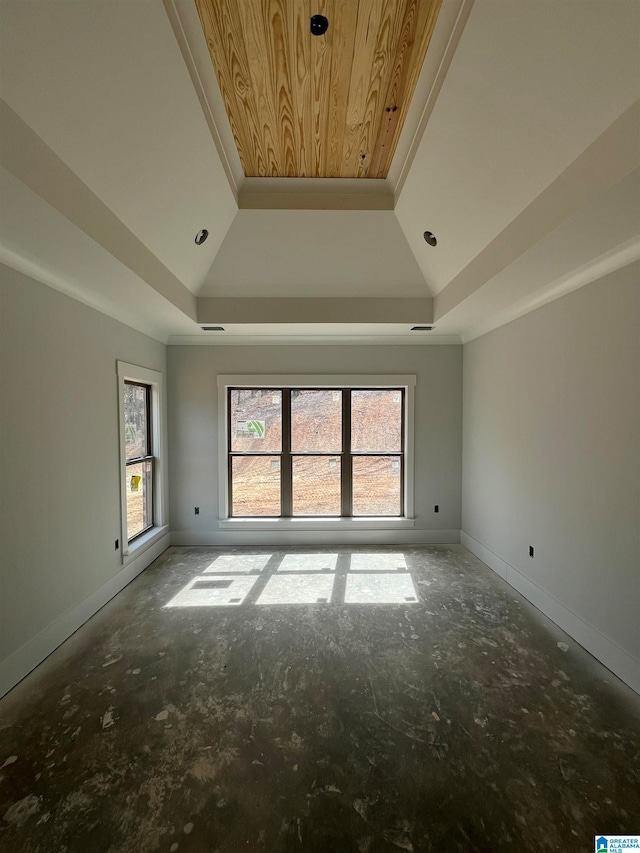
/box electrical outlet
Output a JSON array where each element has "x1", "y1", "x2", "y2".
[
  {"x1": 434, "y1": 505, "x2": 439, "y2": 513},
  {"x1": 194, "y1": 507, "x2": 200, "y2": 515},
  {"x1": 115, "y1": 539, "x2": 119, "y2": 550},
  {"x1": 529, "y1": 546, "x2": 534, "y2": 558}
]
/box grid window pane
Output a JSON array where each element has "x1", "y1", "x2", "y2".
[
  {"x1": 126, "y1": 458, "x2": 153, "y2": 539},
  {"x1": 124, "y1": 383, "x2": 148, "y2": 460},
  {"x1": 292, "y1": 456, "x2": 341, "y2": 516},
  {"x1": 231, "y1": 389, "x2": 282, "y2": 452},
  {"x1": 291, "y1": 390, "x2": 342, "y2": 452},
  {"x1": 232, "y1": 456, "x2": 281, "y2": 516},
  {"x1": 351, "y1": 390, "x2": 402, "y2": 452},
  {"x1": 352, "y1": 456, "x2": 401, "y2": 516}
]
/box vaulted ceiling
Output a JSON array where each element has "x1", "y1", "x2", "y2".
[{"x1": 0, "y1": 0, "x2": 638, "y2": 346}]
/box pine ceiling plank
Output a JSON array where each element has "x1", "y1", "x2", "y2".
[
  {"x1": 260, "y1": 0, "x2": 298, "y2": 176},
  {"x1": 308, "y1": 0, "x2": 331, "y2": 176},
  {"x1": 196, "y1": 0, "x2": 277, "y2": 176},
  {"x1": 322, "y1": 0, "x2": 359, "y2": 177},
  {"x1": 369, "y1": 0, "x2": 442, "y2": 177},
  {"x1": 355, "y1": 0, "x2": 412, "y2": 178},
  {"x1": 341, "y1": 0, "x2": 407, "y2": 177},
  {"x1": 288, "y1": 0, "x2": 313, "y2": 175},
  {"x1": 235, "y1": 2, "x2": 282, "y2": 175}
]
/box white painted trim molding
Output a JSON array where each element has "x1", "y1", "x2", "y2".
[
  {"x1": 216, "y1": 374, "x2": 417, "y2": 388},
  {"x1": 218, "y1": 517, "x2": 415, "y2": 531},
  {"x1": 0, "y1": 533, "x2": 170, "y2": 698},
  {"x1": 172, "y1": 529, "x2": 460, "y2": 547},
  {"x1": 461, "y1": 238, "x2": 640, "y2": 344},
  {"x1": 217, "y1": 374, "x2": 416, "y2": 523},
  {"x1": 461, "y1": 530, "x2": 640, "y2": 695},
  {"x1": 168, "y1": 334, "x2": 461, "y2": 346}
]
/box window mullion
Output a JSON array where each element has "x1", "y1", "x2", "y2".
[
  {"x1": 341, "y1": 390, "x2": 352, "y2": 517},
  {"x1": 282, "y1": 389, "x2": 292, "y2": 517}
]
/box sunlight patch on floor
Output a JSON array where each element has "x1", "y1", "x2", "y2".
[
  {"x1": 166, "y1": 575, "x2": 259, "y2": 607},
  {"x1": 276, "y1": 553, "x2": 338, "y2": 572},
  {"x1": 256, "y1": 574, "x2": 336, "y2": 605},
  {"x1": 344, "y1": 573, "x2": 418, "y2": 604},
  {"x1": 165, "y1": 552, "x2": 419, "y2": 608},
  {"x1": 203, "y1": 554, "x2": 272, "y2": 573},
  {"x1": 350, "y1": 553, "x2": 407, "y2": 571}
]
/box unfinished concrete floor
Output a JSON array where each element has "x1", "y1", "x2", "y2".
[{"x1": 1, "y1": 545, "x2": 638, "y2": 852}]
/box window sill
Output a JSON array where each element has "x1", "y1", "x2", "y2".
[
  {"x1": 123, "y1": 524, "x2": 169, "y2": 561},
  {"x1": 218, "y1": 517, "x2": 415, "y2": 531}
]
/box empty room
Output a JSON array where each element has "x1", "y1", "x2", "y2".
[{"x1": 0, "y1": 0, "x2": 639, "y2": 851}]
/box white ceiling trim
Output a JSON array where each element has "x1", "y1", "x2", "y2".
[
  {"x1": 461, "y1": 238, "x2": 640, "y2": 344},
  {"x1": 0, "y1": 98, "x2": 198, "y2": 321},
  {"x1": 162, "y1": 0, "x2": 239, "y2": 203},
  {"x1": 0, "y1": 249, "x2": 168, "y2": 344},
  {"x1": 196, "y1": 296, "x2": 433, "y2": 324},
  {"x1": 167, "y1": 334, "x2": 460, "y2": 347},
  {"x1": 239, "y1": 179, "x2": 393, "y2": 211},
  {"x1": 435, "y1": 99, "x2": 640, "y2": 322},
  {"x1": 390, "y1": 0, "x2": 474, "y2": 200}
]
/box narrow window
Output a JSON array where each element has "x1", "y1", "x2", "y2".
[{"x1": 124, "y1": 381, "x2": 154, "y2": 540}]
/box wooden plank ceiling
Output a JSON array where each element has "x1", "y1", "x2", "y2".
[{"x1": 195, "y1": 0, "x2": 442, "y2": 178}]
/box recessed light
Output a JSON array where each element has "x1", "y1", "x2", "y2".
[
  {"x1": 310, "y1": 14, "x2": 329, "y2": 35},
  {"x1": 423, "y1": 231, "x2": 437, "y2": 247},
  {"x1": 195, "y1": 229, "x2": 209, "y2": 245},
  {"x1": 201, "y1": 326, "x2": 225, "y2": 331},
  {"x1": 411, "y1": 325, "x2": 434, "y2": 331}
]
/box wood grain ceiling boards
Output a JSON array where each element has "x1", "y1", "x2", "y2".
[{"x1": 195, "y1": 0, "x2": 442, "y2": 178}]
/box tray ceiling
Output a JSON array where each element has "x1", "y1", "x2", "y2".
[{"x1": 195, "y1": 0, "x2": 442, "y2": 178}]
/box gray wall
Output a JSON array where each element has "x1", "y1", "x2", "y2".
[
  {"x1": 462, "y1": 263, "x2": 640, "y2": 692},
  {"x1": 167, "y1": 344, "x2": 462, "y2": 546},
  {"x1": 0, "y1": 265, "x2": 168, "y2": 693}
]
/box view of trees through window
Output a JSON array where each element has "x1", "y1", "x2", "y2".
[
  {"x1": 229, "y1": 388, "x2": 404, "y2": 517},
  {"x1": 124, "y1": 381, "x2": 153, "y2": 540}
]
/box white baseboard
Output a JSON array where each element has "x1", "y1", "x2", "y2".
[
  {"x1": 171, "y1": 528, "x2": 461, "y2": 547},
  {"x1": 461, "y1": 530, "x2": 640, "y2": 695},
  {"x1": 0, "y1": 533, "x2": 171, "y2": 698}
]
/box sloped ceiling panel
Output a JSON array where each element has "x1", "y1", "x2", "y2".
[
  {"x1": 198, "y1": 209, "x2": 429, "y2": 297},
  {"x1": 196, "y1": 0, "x2": 441, "y2": 178}
]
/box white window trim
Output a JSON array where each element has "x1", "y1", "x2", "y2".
[
  {"x1": 217, "y1": 374, "x2": 416, "y2": 529},
  {"x1": 117, "y1": 361, "x2": 167, "y2": 559}
]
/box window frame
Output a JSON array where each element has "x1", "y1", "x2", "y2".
[
  {"x1": 124, "y1": 380, "x2": 154, "y2": 541},
  {"x1": 117, "y1": 361, "x2": 166, "y2": 557},
  {"x1": 217, "y1": 375, "x2": 416, "y2": 529},
  {"x1": 227, "y1": 387, "x2": 405, "y2": 518}
]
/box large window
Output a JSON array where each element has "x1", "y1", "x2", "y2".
[{"x1": 227, "y1": 387, "x2": 405, "y2": 518}]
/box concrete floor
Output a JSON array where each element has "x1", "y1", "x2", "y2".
[{"x1": 1, "y1": 545, "x2": 638, "y2": 852}]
